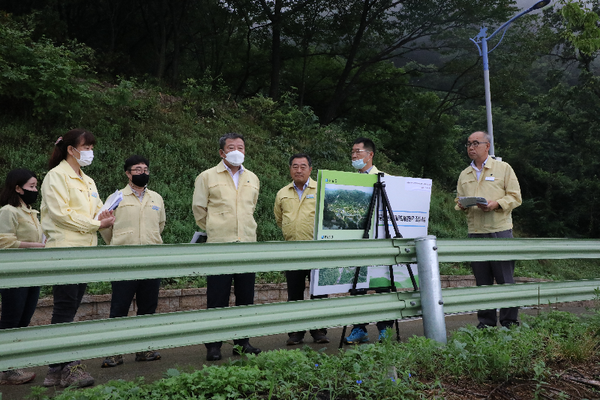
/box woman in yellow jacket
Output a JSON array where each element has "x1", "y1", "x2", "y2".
[
  {"x1": 0, "y1": 168, "x2": 45, "y2": 385},
  {"x1": 40, "y1": 129, "x2": 115, "y2": 389}
]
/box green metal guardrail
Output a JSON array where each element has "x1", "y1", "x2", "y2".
[{"x1": 0, "y1": 238, "x2": 599, "y2": 370}]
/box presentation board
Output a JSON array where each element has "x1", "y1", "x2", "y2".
[{"x1": 310, "y1": 169, "x2": 432, "y2": 296}]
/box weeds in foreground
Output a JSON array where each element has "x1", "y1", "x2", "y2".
[{"x1": 32, "y1": 310, "x2": 600, "y2": 400}]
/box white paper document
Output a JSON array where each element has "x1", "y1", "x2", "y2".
[
  {"x1": 95, "y1": 190, "x2": 123, "y2": 219},
  {"x1": 458, "y1": 196, "x2": 488, "y2": 208}
]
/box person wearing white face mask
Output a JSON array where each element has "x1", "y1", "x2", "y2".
[
  {"x1": 192, "y1": 132, "x2": 261, "y2": 361},
  {"x1": 40, "y1": 129, "x2": 115, "y2": 389},
  {"x1": 345, "y1": 138, "x2": 397, "y2": 345}
]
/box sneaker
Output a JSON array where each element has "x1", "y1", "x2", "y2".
[
  {"x1": 101, "y1": 354, "x2": 124, "y2": 368},
  {"x1": 43, "y1": 366, "x2": 62, "y2": 387},
  {"x1": 0, "y1": 369, "x2": 35, "y2": 385},
  {"x1": 477, "y1": 322, "x2": 492, "y2": 329},
  {"x1": 378, "y1": 329, "x2": 389, "y2": 342},
  {"x1": 286, "y1": 332, "x2": 305, "y2": 346},
  {"x1": 135, "y1": 351, "x2": 161, "y2": 362},
  {"x1": 60, "y1": 361, "x2": 94, "y2": 388},
  {"x1": 344, "y1": 328, "x2": 369, "y2": 344}
]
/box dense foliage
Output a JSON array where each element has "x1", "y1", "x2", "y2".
[{"x1": 1, "y1": 0, "x2": 600, "y2": 240}]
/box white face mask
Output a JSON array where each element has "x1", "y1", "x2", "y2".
[
  {"x1": 224, "y1": 150, "x2": 245, "y2": 167},
  {"x1": 352, "y1": 158, "x2": 366, "y2": 170},
  {"x1": 74, "y1": 148, "x2": 94, "y2": 167}
]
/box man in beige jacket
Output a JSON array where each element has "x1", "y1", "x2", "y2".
[
  {"x1": 192, "y1": 133, "x2": 261, "y2": 361},
  {"x1": 455, "y1": 131, "x2": 522, "y2": 329}
]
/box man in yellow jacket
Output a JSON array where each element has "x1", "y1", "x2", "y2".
[
  {"x1": 100, "y1": 155, "x2": 166, "y2": 368},
  {"x1": 192, "y1": 133, "x2": 261, "y2": 361},
  {"x1": 455, "y1": 131, "x2": 522, "y2": 329},
  {"x1": 274, "y1": 154, "x2": 329, "y2": 345}
]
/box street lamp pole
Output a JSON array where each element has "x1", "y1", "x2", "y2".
[{"x1": 470, "y1": 0, "x2": 551, "y2": 158}]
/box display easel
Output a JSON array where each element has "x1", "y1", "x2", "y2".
[{"x1": 338, "y1": 173, "x2": 419, "y2": 348}]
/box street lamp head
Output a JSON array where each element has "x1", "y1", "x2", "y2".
[{"x1": 530, "y1": 0, "x2": 551, "y2": 11}]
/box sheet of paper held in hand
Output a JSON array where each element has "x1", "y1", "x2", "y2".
[
  {"x1": 458, "y1": 196, "x2": 488, "y2": 208},
  {"x1": 95, "y1": 190, "x2": 123, "y2": 219}
]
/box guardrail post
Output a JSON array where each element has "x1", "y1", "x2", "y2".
[{"x1": 415, "y1": 235, "x2": 447, "y2": 344}]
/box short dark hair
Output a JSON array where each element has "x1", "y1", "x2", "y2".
[
  {"x1": 289, "y1": 153, "x2": 312, "y2": 167},
  {"x1": 0, "y1": 169, "x2": 37, "y2": 208},
  {"x1": 353, "y1": 137, "x2": 375, "y2": 154},
  {"x1": 49, "y1": 129, "x2": 96, "y2": 169},
  {"x1": 124, "y1": 155, "x2": 150, "y2": 172},
  {"x1": 219, "y1": 133, "x2": 245, "y2": 150}
]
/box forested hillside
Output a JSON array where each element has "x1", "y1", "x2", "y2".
[{"x1": 1, "y1": 0, "x2": 599, "y2": 242}]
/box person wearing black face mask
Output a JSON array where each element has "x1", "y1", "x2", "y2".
[
  {"x1": 0, "y1": 168, "x2": 45, "y2": 385},
  {"x1": 99, "y1": 155, "x2": 166, "y2": 368}
]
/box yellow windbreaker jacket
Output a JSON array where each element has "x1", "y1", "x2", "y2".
[
  {"x1": 274, "y1": 179, "x2": 317, "y2": 241},
  {"x1": 100, "y1": 185, "x2": 166, "y2": 246},
  {"x1": 455, "y1": 157, "x2": 522, "y2": 234},
  {"x1": 193, "y1": 161, "x2": 260, "y2": 243},
  {"x1": 0, "y1": 204, "x2": 43, "y2": 248},
  {"x1": 41, "y1": 160, "x2": 103, "y2": 247}
]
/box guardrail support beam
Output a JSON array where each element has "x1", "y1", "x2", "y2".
[{"x1": 415, "y1": 236, "x2": 447, "y2": 344}]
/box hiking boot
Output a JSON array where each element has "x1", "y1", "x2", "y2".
[
  {"x1": 135, "y1": 351, "x2": 161, "y2": 362},
  {"x1": 60, "y1": 361, "x2": 94, "y2": 388},
  {"x1": 101, "y1": 354, "x2": 124, "y2": 368},
  {"x1": 0, "y1": 369, "x2": 35, "y2": 385},
  {"x1": 311, "y1": 330, "x2": 330, "y2": 344},
  {"x1": 286, "y1": 332, "x2": 305, "y2": 346},
  {"x1": 43, "y1": 366, "x2": 62, "y2": 387},
  {"x1": 344, "y1": 328, "x2": 369, "y2": 344}
]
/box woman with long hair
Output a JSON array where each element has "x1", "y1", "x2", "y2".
[
  {"x1": 0, "y1": 168, "x2": 45, "y2": 385},
  {"x1": 40, "y1": 129, "x2": 115, "y2": 389}
]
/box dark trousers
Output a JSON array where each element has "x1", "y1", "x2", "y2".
[
  {"x1": 0, "y1": 287, "x2": 40, "y2": 329},
  {"x1": 469, "y1": 229, "x2": 519, "y2": 326},
  {"x1": 109, "y1": 279, "x2": 161, "y2": 318},
  {"x1": 49, "y1": 283, "x2": 87, "y2": 368},
  {"x1": 286, "y1": 270, "x2": 327, "y2": 338},
  {"x1": 205, "y1": 273, "x2": 255, "y2": 350}
]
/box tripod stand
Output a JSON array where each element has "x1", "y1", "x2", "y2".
[{"x1": 338, "y1": 173, "x2": 419, "y2": 347}]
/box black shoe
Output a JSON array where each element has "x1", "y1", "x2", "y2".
[
  {"x1": 501, "y1": 321, "x2": 519, "y2": 329},
  {"x1": 233, "y1": 343, "x2": 261, "y2": 356},
  {"x1": 311, "y1": 330, "x2": 330, "y2": 344},
  {"x1": 476, "y1": 322, "x2": 492, "y2": 329},
  {"x1": 286, "y1": 333, "x2": 304, "y2": 346},
  {"x1": 206, "y1": 347, "x2": 222, "y2": 361}
]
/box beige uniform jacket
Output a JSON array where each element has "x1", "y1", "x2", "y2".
[
  {"x1": 192, "y1": 161, "x2": 260, "y2": 243},
  {"x1": 100, "y1": 185, "x2": 166, "y2": 246},
  {"x1": 455, "y1": 157, "x2": 522, "y2": 234},
  {"x1": 274, "y1": 179, "x2": 317, "y2": 241},
  {"x1": 41, "y1": 160, "x2": 103, "y2": 247},
  {"x1": 0, "y1": 204, "x2": 43, "y2": 248}
]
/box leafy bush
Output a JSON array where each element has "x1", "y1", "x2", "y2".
[{"x1": 0, "y1": 13, "x2": 94, "y2": 122}]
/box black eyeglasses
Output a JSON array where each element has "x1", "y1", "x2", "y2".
[{"x1": 465, "y1": 141, "x2": 489, "y2": 148}]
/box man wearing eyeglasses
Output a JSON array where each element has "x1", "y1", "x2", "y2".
[
  {"x1": 100, "y1": 155, "x2": 166, "y2": 368},
  {"x1": 274, "y1": 153, "x2": 330, "y2": 345},
  {"x1": 455, "y1": 131, "x2": 522, "y2": 329}
]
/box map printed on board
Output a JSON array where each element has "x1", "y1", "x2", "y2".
[{"x1": 310, "y1": 170, "x2": 432, "y2": 296}]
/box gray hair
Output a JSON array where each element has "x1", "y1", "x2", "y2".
[
  {"x1": 219, "y1": 133, "x2": 245, "y2": 150},
  {"x1": 472, "y1": 131, "x2": 491, "y2": 143}
]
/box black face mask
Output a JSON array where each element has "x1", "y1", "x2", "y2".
[
  {"x1": 131, "y1": 173, "x2": 149, "y2": 187},
  {"x1": 19, "y1": 188, "x2": 38, "y2": 205}
]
